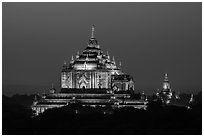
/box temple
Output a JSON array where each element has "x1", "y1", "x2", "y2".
[
  {"x1": 31, "y1": 26, "x2": 147, "y2": 116},
  {"x1": 61, "y1": 25, "x2": 134, "y2": 92},
  {"x1": 156, "y1": 73, "x2": 174, "y2": 104},
  {"x1": 153, "y1": 73, "x2": 194, "y2": 109}
]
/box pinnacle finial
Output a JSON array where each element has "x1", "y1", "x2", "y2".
[
  {"x1": 107, "y1": 51, "x2": 110, "y2": 59},
  {"x1": 119, "y1": 61, "x2": 122, "y2": 67},
  {"x1": 165, "y1": 73, "x2": 168, "y2": 78},
  {"x1": 84, "y1": 61, "x2": 87, "y2": 69},
  {"x1": 91, "y1": 25, "x2": 95, "y2": 38},
  {"x1": 86, "y1": 54, "x2": 89, "y2": 60},
  {"x1": 112, "y1": 56, "x2": 115, "y2": 61},
  {"x1": 64, "y1": 60, "x2": 66, "y2": 65},
  {"x1": 164, "y1": 73, "x2": 169, "y2": 82},
  {"x1": 70, "y1": 55, "x2": 74, "y2": 64}
]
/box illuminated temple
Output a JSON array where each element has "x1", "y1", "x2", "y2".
[
  {"x1": 61, "y1": 25, "x2": 134, "y2": 91},
  {"x1": 156, "y1": 73, "x2": 177, "y2": 104},
  {"x1": 31, "y1": 26, "x2": 147, "y2": 116}
]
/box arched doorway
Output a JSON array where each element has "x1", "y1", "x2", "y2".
[
  {"x1": 82, "y1": 86, "x2": 86, "y2": 90},
  {"x1": 80, "y1": 83, "x2": 86, "y2": 89}
]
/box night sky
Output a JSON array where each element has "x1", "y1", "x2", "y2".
[{"x1": 2, "y1": 2, "x2": 202, "y2": 95}]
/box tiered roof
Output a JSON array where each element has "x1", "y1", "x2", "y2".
[{"x1": 63, "y1": 25, "x2": 122, "y2": 71}]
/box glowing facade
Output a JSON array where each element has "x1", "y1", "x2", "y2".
[
  {"x1": 157, "y1": 73, "x2": 173, "y2": 104},
  {"x1": 61, "y1": 25, "x2": 134, "y2": 92},
  {"x1": 31, "y1": 26, "x2": 146, "y2": 116},
  {"x1": 162, "y1": 73, "x2": 171, "y2": 91}
]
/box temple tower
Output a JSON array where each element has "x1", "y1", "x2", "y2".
[{"x1": 162, "y1": 73, "x2": 171, "y2": 91}]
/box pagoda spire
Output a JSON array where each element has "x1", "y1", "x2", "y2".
[
  {"x1": 50, "y1": 83, "x2": 56, "y2": 94},
  {"x1": 76, "y1": 51, "x2": 79, "y2": 58},
  {"x1": 189, "y1": 93, "x2": 194, "y2": 103},
  {"x1": 107, "y1": 51, "x2": 110, "y2": 59},
  {"x1": 86, "y1": 54, "x2": 89, "y2": 61},
  {"x1": 84, "y1": 61, "x2": 87, "y2": 70},
  {"x1": 163, "y1": 73, "x2": 170, "y2": 90},
  {"x1": 70, "y1": 55, "x2": 74, "y2": 64},
  {"x1": 119, "y1": 61, "x2": 122, "y2": 68},
  {"x1": 62, "y1": 60, "x2": 67, "y2": 72},
  {"x1": 164, "y1": 73, "x2": 168, "y2": 81},
  {"x1": 63, "y1": 60, "x2": 66, "y2": 65},
  {"x1": 112, "y1": 56, "x2": 116, "y2": 65},
  {"x1": 91, "y1": 25, "x2": 95, "y2": 38}
]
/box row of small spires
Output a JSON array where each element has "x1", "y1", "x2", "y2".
[
  {"x1": 61, "y1": 25, "x2": 122, "y2": 67},
  {"x1": 63, "y1": 53, "x2": 122, "y2": 67}
]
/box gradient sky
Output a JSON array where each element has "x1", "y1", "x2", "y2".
[{"x1": 2, "y1": 2, "x2": 202, "y2": 95}]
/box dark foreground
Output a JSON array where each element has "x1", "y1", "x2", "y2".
[{"x1": 2, "y1": 94, "x2": 202, "y2": 135}]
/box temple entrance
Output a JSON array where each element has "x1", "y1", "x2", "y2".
[{"x1": 82, "y1": 86, "x2": 85, "y2": 90}]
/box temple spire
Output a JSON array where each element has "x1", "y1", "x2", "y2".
[
  {"x1": 76, "y1": 51, "x2": 79, "y2": 58},
  {"x1": 63, "y1": 60, "x2": 66, "y2": 65},
  {"x1": 119, "y1": 61, "x2": 122, "y2": 68},
  {"x1": 107, "y1": 51, "x2": 110, "y2": 59},
  {"x1": 163, "y1": 73, "x2": 170, "y2": 90},
  {"x1": 86, "y1": 54, "x2": 89, "y2": 61},
  {"x1": 50, "y1": 83, "x2": 56, "y2": 94},
  {"x1": 84, "y1": 61, "x2": 87, "y2": 70},
  {"x1": 91, "y1": 25, "x2": 95, "y2": 38},
  {"x1": 62, "y1": 60, "x2": 67, "y2": 72},
  {"x1": 70, "y1": 55, "x2": 74, "y2": 64},
  {"x1": 164, "y1": 73, "x2": 168, "y2": 81},
  {"x1": 112, "y1": 56, "x2": 116, "y2": 65}
]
